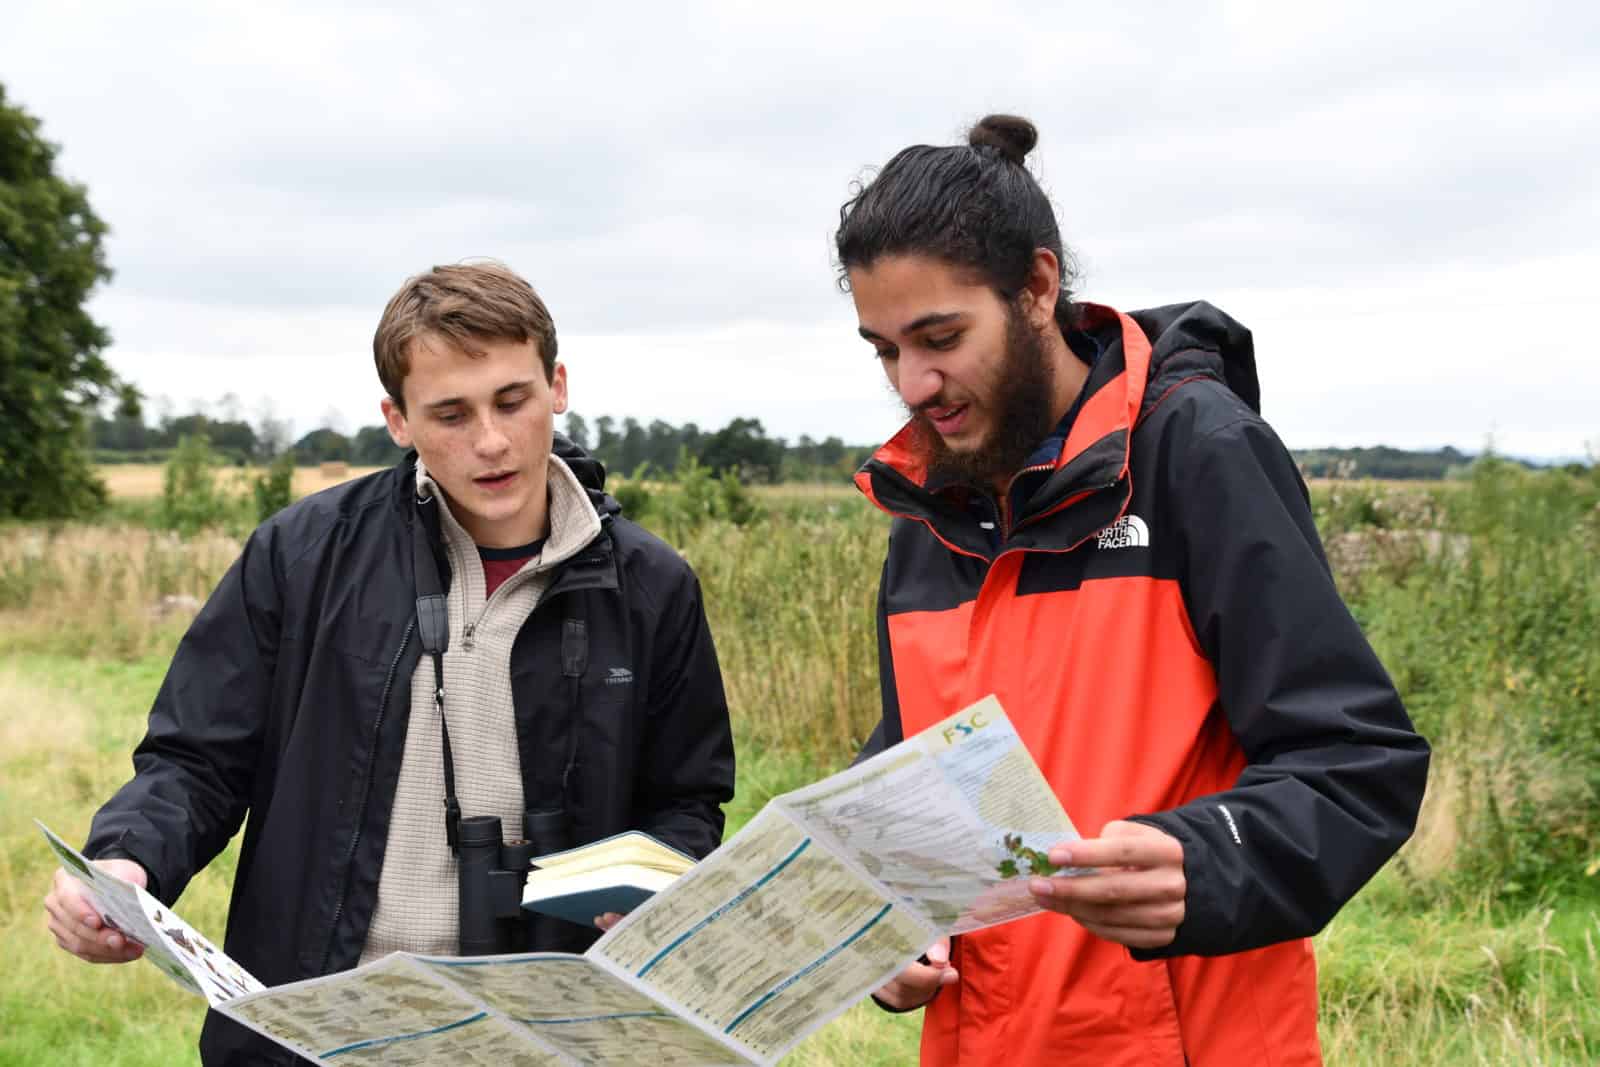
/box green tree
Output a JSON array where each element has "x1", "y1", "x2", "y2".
[
  {"x1": 251, "y1": 450, "x2": 297, "y2": 524},
  {"x1": 593, "y1": 415, "x2": 619, "y2": 470},
  {"x1": 350, "y1": 424, "x2": 404, "y2": 465},
  {"x1": 90, "y1": 401, "x2": 153, "y2": 454},
  {"x1": 697, "y1": 417, "x2": 783, "y2": 484},
  {"x1": 0, "y1": 84, "x2": 122, "y2": 518},
  {"x1": 618, "y1": 416, "x2": 648, "y2": 477},
  {"x1": 160, "y1": 434, "x2": 230, "y2": 536},
  {"x1": 206, "y1": 418, "x2": 259, "y2": 463},
  {"x1": 563, "y1": 411, "x2": 591, "y2": 451},
  {"x1": 254, "y1": 400, "x2": 292, "y2": 459},
  {"x1": 645, "y1": 419, "x2": 685, "y2": 473},
  {"x1": 291, "y1": 428, "x2": 350, "y2": 464}
]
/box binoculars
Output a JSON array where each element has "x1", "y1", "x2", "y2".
[{"x1": 457, "y1": 809, "x2": 571, "y2": 956}]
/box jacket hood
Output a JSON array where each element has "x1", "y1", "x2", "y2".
[
  {"x1": 552, "y1": 432, "x2": 622, "y2": 520},
  {"x1": 1127, "y1": 300, "x2": 1259, "y2": 416},
  {"x1": 854, "y1": 300, "x2": 1260, "y2": 558}
]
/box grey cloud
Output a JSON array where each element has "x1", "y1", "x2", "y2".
[{"x1": 4, "y1": 1, "x2": 1597, "y2": 454}]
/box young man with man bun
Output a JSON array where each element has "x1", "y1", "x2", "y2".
[{"x1": 841, "y1": 115, "x2": 1428, "y2": 1065}]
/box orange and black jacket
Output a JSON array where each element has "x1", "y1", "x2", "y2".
[{"x1": 855, "y1": 301, "x2": 1429, "y2": 1065}]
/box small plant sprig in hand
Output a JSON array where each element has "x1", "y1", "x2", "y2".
[{"x1": 996, "y1": 832, "x2": 1061, "y2": 879}]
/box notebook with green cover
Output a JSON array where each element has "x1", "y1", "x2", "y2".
[{"x1": 521, "y1": 831, "x2": 695, "y2": 926}]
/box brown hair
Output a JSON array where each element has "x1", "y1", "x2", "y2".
[{"x1": 373, "y1": 261, "x2": 558, "y2": 409}]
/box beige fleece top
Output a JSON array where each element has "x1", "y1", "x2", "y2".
[{"x1": 359, "y1": 455, "x2": 602, "y2": 962}]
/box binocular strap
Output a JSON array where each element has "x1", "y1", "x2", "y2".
[{"x1": 431, "y1": 648, "x2": 465, "y2": 854}]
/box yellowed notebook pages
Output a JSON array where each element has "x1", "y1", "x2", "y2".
[{"x1": 526, "y1": 831, "x2": 695, "y2": 882}]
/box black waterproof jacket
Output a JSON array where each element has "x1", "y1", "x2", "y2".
[
  {"x1": 854, "y1": 302, "x2": 1429, "y2": 1063},
  {"x1": 86, "y1": 438, "x2": 734, "y2": 1065}
]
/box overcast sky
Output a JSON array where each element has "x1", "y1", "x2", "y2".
[{"x1": 5, "y1": 1, "x2": 1597, "y2": 458}]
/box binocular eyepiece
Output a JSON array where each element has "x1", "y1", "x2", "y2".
[{"x1": 457, "y1": 809, "x2": 571, "y2": 956}]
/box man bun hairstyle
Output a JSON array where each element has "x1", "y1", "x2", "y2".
[
  {"x1": 374, "y1": 260, "x2": 558, "y2": 410},
  {"x1": 967, "y1": 113, "x2": 1037, "y2": 164},
  {"x1": 835, "y1": 113, "x2": 1076, "y2": 324}
]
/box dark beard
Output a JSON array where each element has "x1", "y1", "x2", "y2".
[{"x1": 910, "y1": 308, "x2": 1059, "y2": 490}]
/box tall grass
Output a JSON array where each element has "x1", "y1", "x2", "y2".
[
  {"x1": 4, "y1": 464, "x2": 1600, "y2": 1063},
  {"x1": 0, "y1": 494, "x2": 890, "y2": 762},
  {"x1": 6, "y1": 465, "x2": 1598, "y2": 881},
  {"x1": 0, "y1": 654, "x2": 233, "y2": 1066},
  {"x1": 0, "y1": 525, "x2": 238, "y2": 660},
  {"x1": 1315, "y1": 876, "x2": 1599, "y2": 1064},
  {"x1": 5, "y1": 650, "x2": 1594, "y2": 1065},
  {"x1": 1311, "y1": 461, "x2": 1600, "y2": 902},
  {"x1": 676, "y1": 499, "x2": 885, "y2": 758},
  {"x1": 0, "y1": 653, "x2": 914, "y2": 1067}
]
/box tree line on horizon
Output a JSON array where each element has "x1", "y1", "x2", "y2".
[
  {"x1": 87, "y1": 406, "x2": 876, "y2": 484},
  {"x1": 87, "y1": 404, "x2": 1561, "y2": 484}
]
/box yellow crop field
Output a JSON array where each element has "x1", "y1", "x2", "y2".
[{"x1": 97, "y1": 463, "x2": 387, "y2": 500}]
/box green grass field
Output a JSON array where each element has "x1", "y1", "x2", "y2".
[{"x1": 2, "y1": 462, "x2": 1598, "y2": 1064}]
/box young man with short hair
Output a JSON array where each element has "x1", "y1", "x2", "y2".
[
  {"x1": 44, "y1": 262, "x2": 734, "y2": 1065},
  {"x1": 841, "y1": 116, "x2": 1428, "y2": 1065}
]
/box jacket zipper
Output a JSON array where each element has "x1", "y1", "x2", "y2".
[
  {"x1": 995, "y1": 461, "x2": 1054, "y2": 539},
  {"x1": 465, "y1": 553, "x2": 545, "y2": 651},
  {"x1": 446, "y1": 539, "x2": 477, "y2": 652},
  {"x1": 318, "y1": 617, "x2": 413, "y2": 974}
]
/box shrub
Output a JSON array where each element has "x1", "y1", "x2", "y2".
[
  {"x1": 1350, "y1": 462, "x2": 1600, "y2": 902},
  {"x1": 646, "y1": 457, "x2": 763, "y2": 541},
  {"x1": 251, "y1": 452, "x2": 296, "y2": 524},
  {"x1": 159, "y1": 435, "x2": 233, "y2": 536},
  {"x1": 611, "y1": 480, "x2": 654, "y2": 521}
]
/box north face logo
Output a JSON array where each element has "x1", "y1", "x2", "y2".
[
  {"x1": 1096, "y1": 515, "x2": 1150, "y2": 550},
  {"x1": 605, "y1": 667, "x2": 634, "y2": 687}
]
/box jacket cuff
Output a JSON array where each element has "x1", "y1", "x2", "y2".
[
  {"x1": 1123, "y1": 812, "x2": 1219, "y2": 961},
  {"x1": 91, "y1": 838, "x2": 163, "y2": 902},
  {"x1": 870, "y1": 989, "x2": 937, "y2": 1014},
  {"x1": 869, "y1": 953, "x2": 940, "y2": 1013}
]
